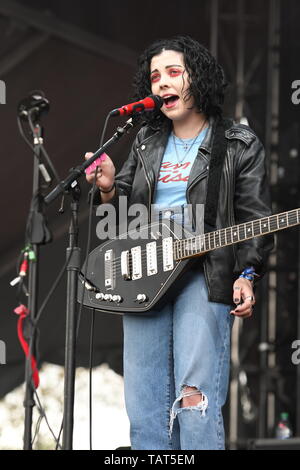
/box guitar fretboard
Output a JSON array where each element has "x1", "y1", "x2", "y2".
[{"x1": 173, "y1": 208, "x2": 300, "y2": 261}]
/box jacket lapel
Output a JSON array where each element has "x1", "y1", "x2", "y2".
[{"x1": 138, "y1": 117, "x2": 215, "y2": 195}]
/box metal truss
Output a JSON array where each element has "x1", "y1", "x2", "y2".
[{"x1": 0, "y1": 0, "x2": 137, "y2": 75}]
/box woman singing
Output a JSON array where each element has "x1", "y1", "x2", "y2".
[{"x1": 85, "y1": 36, "x2": 273, "y2": 450}]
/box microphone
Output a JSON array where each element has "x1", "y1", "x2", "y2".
[
  {"x1": 18, "y1": 90, "x2": 49, "y2": 122},
  {"x1": 109, "y1": 94, "x2": 163, "y2": 117}
]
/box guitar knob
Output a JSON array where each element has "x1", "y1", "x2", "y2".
[
  {"x1": 95, "y1": 292, "x2": 104, "y2": 300},
  {"x1": 136, "y1": 294, "x2": 148, "y2": 303},
  {"x1": 104, "y1": 294, "x2": 113, "y2": 301},
  {"x1": 112, "y1": 295, "x2": 123, "y2": 303}
]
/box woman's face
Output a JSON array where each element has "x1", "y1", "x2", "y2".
[{"x1": 150, "y1": 49, "x2": 196, "y2": 122}]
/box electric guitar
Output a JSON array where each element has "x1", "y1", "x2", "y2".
[{"x1": 78, "y1": 208, "x2": 299, "y2": 314}]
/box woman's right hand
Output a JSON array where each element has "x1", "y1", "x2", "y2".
[{"x1": 85, "y1": 152, "x2": 116, "y2": 192}]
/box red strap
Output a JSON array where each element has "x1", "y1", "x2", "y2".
[{"x1": 14, "y1": 304, "x2": 40, "y2": 389}]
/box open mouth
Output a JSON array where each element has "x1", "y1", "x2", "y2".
[{"x1": 163, "y1": 95, "x2": 179, "y2": 108}]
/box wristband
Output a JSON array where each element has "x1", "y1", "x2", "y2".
[
  {"x1": 100, "y1": 182, "x2": 115, "y2": 194},
  {"x1": 239, "y1": 267, "x2": 259, "y2": 282}
]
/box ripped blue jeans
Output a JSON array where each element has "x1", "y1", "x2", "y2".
[{"x1": 123, "y1": 268, "x2": 234, "y2": 450}]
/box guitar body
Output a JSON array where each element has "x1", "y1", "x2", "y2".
[{"x1": 78, "y1": 219, "x2": 203, "y2": 314}]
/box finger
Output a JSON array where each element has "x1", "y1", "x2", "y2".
[
  {"x1": 233, "y1": 300, "x2": 252, "y2": 315},
  {"x1": 230, "y1": 307, "x2": 253, "y2": 318},
  {"x1": 86, "y1": 171, "x2": 101, "y2": 183},
  {"x1": 233, "y1": 309, "x2": 253, "y2": 318},
  {"x1": 233, "y1": 286, "x2": 242, "y2": 304},
  {"x1": 85, "y1": 152, "x2": 93, "y2": 160},
  {"x1": 243, "y1": 295, "x2": 255, "y2": 305}
]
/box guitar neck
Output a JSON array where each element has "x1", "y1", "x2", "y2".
[{"x1": 174, "y1": 208, "x2": 300, "y2": 261}]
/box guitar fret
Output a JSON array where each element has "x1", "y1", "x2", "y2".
[
  {"x1": 221, "y1": 229, "x2": 226, "y2": 246},
  {"x1": 201, "y1": 235, "x2": 205, "y2": 252},
  {"x1": 253, "y1": 220, "x2": 260, "y2": 236},
  {"x1": 279, "y1": 213, "x2": 287, "y2": 228},
  {"x1": 215, "y1": 230, "x2": 220, "y2": 247},
  {"x1": 204, "y1": 233, "x2": 208, "y2": 251},
  {"x1": 288, "y1": 209, "x2": 297, "y2": 226},
  {"x1": 288, "y1": 211, "x2": 294, "y2": 226},
  {"x1": 209, "y1": 232, "x2": 214, "y2": 250},
  {"x1": 199, "y1": 235, "x2": 202, "y2": 252},
  {"x1": 179, "y1": 240, "x2": 183, "y2": 258},
  {"x1": 232, "y1": 226, "x2": 239, "y2": 243},
  {"x1": 183, "y1": 239, "x2": 187, "y2": 257},
  {"x1": 226, "y1": 227, "x2": 232, "y2": 244},
  {"x1": 238, "y1": 224, "x2": 245, "y2": 241},
  {"x1": 260, "y1": 217, "x2": 269, "y2": 234},
  {"x1": 270, "y1": 214, "x2": 278, "y2": 231},
  {"x1": 184, "y1": 239, "x2": 188, "y2": 257}
]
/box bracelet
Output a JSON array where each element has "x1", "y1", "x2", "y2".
[
  {"x1": 239, "y1": 267, "x2": 259, "y2": 282},
  {"x1": 99, "y1": 183, "x2": 115, "y2": 194}
]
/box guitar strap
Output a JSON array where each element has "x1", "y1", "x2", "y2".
[{"x1": 204, "y1": 117, "x2": 233, "y2": 233}]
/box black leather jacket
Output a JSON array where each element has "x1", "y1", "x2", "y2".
[{"x1": 96, "y1": 117, "x2": 274, "y2": 305}]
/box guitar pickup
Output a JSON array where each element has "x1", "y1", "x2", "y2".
[
  {"x1": 146, "y1": 241, "x2": 158, "y2": 276},
  {"x1": 104, "y1": 249, "x2": 115, "y2": 289},
  {"x1": 121, "y1": 250, "x2": 131, "y2": 280},
  {"x1": 131, "y1": 246, "x2": 142, "y2": 280},
  {"x1": 162, "y1": 237, "x2": 174, "y2": 271}
]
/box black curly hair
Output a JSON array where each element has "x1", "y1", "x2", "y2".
[{"x1": 132, "y1": 35, "x2": 227, "y2": 128}]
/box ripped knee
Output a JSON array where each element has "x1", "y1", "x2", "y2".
[
  {"x1": 180, "y1": 385, "x2": 204, "y2": 408},
  {"x1": 169, "y1": 385, "x2": 208, "y2": 437}
]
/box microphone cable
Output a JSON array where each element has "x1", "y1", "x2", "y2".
[{"x1": 75, "y1": 111, "x2": 111, "y2": 450}]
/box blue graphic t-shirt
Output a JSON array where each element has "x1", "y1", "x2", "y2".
[{"x1": 153, "y1": 127, "x2": 208, "y2": 210}]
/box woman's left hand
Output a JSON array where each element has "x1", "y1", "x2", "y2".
[{"x1": 230, "y1": 277, "x2": 255, "y2": 318}]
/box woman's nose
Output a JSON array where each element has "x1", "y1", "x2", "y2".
[
  {"x1": 158, "y1": 73, "x2": 170, "y2": 89},
  {"x1": 159, "y1": 80, "x2": 170, "y2": 89}
]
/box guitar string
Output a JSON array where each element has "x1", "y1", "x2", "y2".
[
  {"x1": 110, "y1": 218, "x2": 288, "y2": 276},
  {"x1": 108, "y1": 226, "x2": 292, "y2": 276},
  {"x1": 108, "y1": 213, "x2": 298, "y2": 273},
  {"x1": 87, "y1": 213, "x2": 298, "y2": 288},
  {"x1": 109, "y1": 214, "x2": 287, "y2": 269},
  {"x1": 88, "y1": 211, "x2": 298, "y2": 274}
]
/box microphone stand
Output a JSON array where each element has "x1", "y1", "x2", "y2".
[
  {"x1": 23, "y1": 123, "x2": 52, "y2": 450},
  {"x1": 44, "y1": 117, "x2": 138, "y2": 450},
  {"x1": 62, "y1": 181, "x2": 81, "y2": 450},
  {"x1": 44, "y1": 118, "x2": 136, "y2": 206}
]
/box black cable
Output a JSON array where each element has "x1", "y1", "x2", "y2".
[
  {"x1": 75, "y1": 112, "x2": 111, "y2": 450},
  {"x1": 27, "y1": 111, "x2": 61, "y2": 184},
  {"x1": 19, "y1": 111, "x2": 61, "y2": 185}
]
